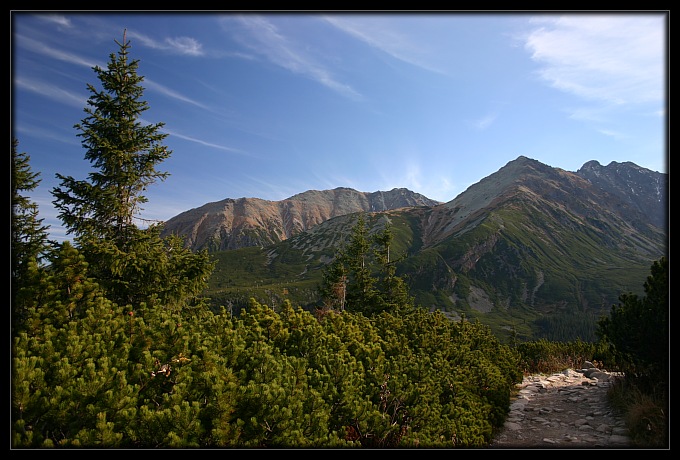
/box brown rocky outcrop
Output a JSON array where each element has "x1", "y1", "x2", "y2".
[{"x1": 160, "y1": 187, "x2": 440, "y2": 252}]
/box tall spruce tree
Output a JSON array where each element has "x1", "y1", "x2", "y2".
[
  {"x1": 52, "y1": 30, "x2": 169, "y2": 242},
  {"x1": 51, "y1": 31, "x2": 213, "y2": 309}
]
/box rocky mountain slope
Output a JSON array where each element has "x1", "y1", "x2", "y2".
[
  {"x1": 575, "y1": 159, "x2": 666, "y2": 229},
  {"x1": 201, "y1": 156, "x2": 667, "y2": 342},
  {"x1": 412, "y1": 156, "x2": 664, "y2": 254},
  {"x1": 161, "y1": 187, "x2": 440, "y2": 252}
]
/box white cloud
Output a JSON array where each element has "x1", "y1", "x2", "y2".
[
  {"x1": 165, "y1": 36, "x2": 204, "y2": 56},
  {"x1": 142, "y1": 79, "x2": 210, "y2": 109},
  {"x1": 35, "y1": 13, "x2": 73, "y2": 28},
  {"x1": 596, "y1": 128, "x2": 626, "y2": 139},
  {"x1": 322, "y1": 15, "x2": 443, "y2": 75},
  {"x1": 524, "y1": 14, "x2": 665, "y2": 106},
  {"x1": 163, "y1": 129, "x2": 251, "y2": 156},
  {"x1": 228, "y1": 15, "x2": 362, "y2": 100},
  {"x1": 472, "y1": 112, "x2": 499, "y2": 131}
]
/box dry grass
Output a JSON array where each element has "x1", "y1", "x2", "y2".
[{"x1": 607, "y1": 377, "x2": 668, "y2": 448}]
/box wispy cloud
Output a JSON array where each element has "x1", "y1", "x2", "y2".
[
  {"x1": 471, "y1": 112, "x2": 499, "y2": 131},
  {"x1": 34, "y1": 13, "x2": 73, "y2": 28},
  {"x1": 14, "y1": 33, "x2": 101, "y2": 69},
  {"x1": 524, "y1": 14, "x2": 665, "y2": 106},
  {"x1": 14, "y1": 77, "x2": 86, "y2": 108},
  {"x1": 127, "y1": 30, "x2": 204, "y2": 56},
  {"x1": 395, "y1": 161, "x2": 423, "y2": 193},
  {"x1": 237, "y1": 173, "x2": 303, "y2": 200},
  {"x1": 16, "y1": 33, "x2": 211, "y2": 111},
  {"x1": 162, "y1": 128, "x2": 252, "y2": 157},
  {"x1": 13, "y1": 122, "x2": 81, "y2": 147},
  {"x1": 323, "y1": 15, "x2": 445, "y2": 75},
  {"x1": 566, "y1": 106, "x2": 607, "y2": 123},
  {"x1": 227, "y1": 15, "x2": 362, "y2": 100},
  {"x1": 374, "y1": 155, "x2": 456, "y2": 202},
  {"x1": 142, "y1": 79, "x2": 210, "y2": 109},
  {"x1": 596, "y1": 128, "x2": 626, "y2": 139}
]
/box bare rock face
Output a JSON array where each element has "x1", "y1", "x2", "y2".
[{"x1": 160, "y1": 187, "x2": 441, "y2": 252}]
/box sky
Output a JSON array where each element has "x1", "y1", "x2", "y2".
[{"x1": 11, "y1": 11, "x2": 668, "y2": 242}]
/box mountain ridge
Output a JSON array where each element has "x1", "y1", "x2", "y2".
[
  {"x1": 161, "y1": 186, "x2": 441, "y2": 252},
  {"x1": 161, "y1": 155, "x2": 666, "y2": 255}
]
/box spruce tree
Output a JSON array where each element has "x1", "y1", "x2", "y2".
[
  {"x1": 319, "y1": 255, "x2": 348, "y2": 311},
  {"x1": 320, "y1": 214, "x2": 413, "y2": 315},
  {"x1": 51, "y1": 31, "x2": 213, "y2": 309},
  {"x1": 11, "y1": 138, "x2": 51, "y2": 329},
  {"x1": 372, "y1": 221, "x2": 414, "y2": 313},
  {"x1": 342, "y1": 214, "x2": 378, "y2": 314},
  {"x1": 52, "y1": 30, "x2": 169, "y2": 242}
]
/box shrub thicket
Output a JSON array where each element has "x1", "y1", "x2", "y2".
[{"x1": 13, "y1": 287, "x2": 523, "y2": 447}]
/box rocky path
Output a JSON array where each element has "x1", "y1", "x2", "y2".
[{"x1": 488, "y1": 366, "x2": 631, "y2": 449}]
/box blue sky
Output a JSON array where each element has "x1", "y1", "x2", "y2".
[{"x1": 12, "y1": 11, "x2": 668, "y2": 242}]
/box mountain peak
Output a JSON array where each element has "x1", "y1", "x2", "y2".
[{"x1": 579, "y1": 159, "x2": 602, "y2": 172}]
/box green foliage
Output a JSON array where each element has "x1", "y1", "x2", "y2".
[
  {"x1": 12, "y1": 238, "x2": 236, "y2": 448},
  {"x1": 17, "y1": 242, "x2": 108, "y2": 330},
  {"x1": 80, "y1": 225, "x2": 215, "y2": 309},
  {"x1": 597, "y1": 257, "x2": 668, "y2": 389},
  {"x1": 13, "y1": 284, "x2": 524, "y2": 448}
]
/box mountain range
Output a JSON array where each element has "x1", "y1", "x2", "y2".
[{"x1": 161, "y1": 156, "x2": 667, "y2": 342}]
